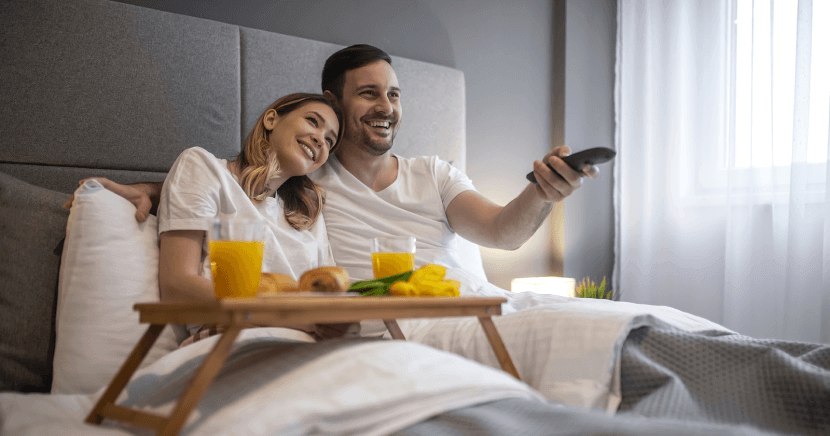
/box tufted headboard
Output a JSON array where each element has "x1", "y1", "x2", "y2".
[
  {"x1": 0, "y1": 0, "x2": 475, "y2": 393},
  {"x1": 1, "y1": 0, "x2": 467, "y2": 192}
]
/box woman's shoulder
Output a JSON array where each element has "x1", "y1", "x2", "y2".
[
  {"x1": 166, "y1": 147, "x2": 233, "y2": 189},
  {"x1": 172, "y1": 147, "x2": 228, "y2": 172},
  {"x1": 178, "y1": 146, "x2": 218, "y2": 162}
]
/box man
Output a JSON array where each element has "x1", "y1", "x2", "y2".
[
  {"x1": 302, "y1": 46, "x2": 638, "y2": 406},
  {"x1": 312, "y1": 44, "x2": 595, "y2": 282}
]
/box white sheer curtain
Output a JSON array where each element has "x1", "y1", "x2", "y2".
[{"x1": 614, "y1": 0, "x2": 830, "y2": 343}]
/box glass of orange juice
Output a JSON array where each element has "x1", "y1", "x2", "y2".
[
  {"x1": 208, "y1": 218, "x2": 265, "y2": 299},
  {"x1": 371, "y1": 236, "x2": 416, "y2": 278}
]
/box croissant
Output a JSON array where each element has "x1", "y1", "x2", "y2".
[
  {"x1": 257, "y1": 273, "x2": 299, "y2": 295},
  {"x1": 298, "y1": 266, "x2": 350, "y2": 293}
]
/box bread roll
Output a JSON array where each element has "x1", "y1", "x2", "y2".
[
  {"x1": 298, "y1": 267, "x2": 350, "y2": 293},
  {"x1": 257, "y1": 273, "x2": 299, "y2": 295}
]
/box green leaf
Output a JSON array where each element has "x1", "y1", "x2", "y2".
[
  {"x1": 359, "y1": 286, "x2": 391, "y2": 296},
  {"x1": 349, "y1": 270, "x2": 414, "y2": 296},
  {"x1": 598, "y1": 277, "x2": 612, "y2": 299}
]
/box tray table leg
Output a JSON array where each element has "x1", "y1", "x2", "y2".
[
  {"x1": 383, "y1": 319, "x2": 406, "y2": 340},
  {"x1": 159, "y1": 325, "x2": 242, "y2": 436},
  {"x1": 478, "y1": 316, "x2": 521, "y2": 380},
  {"x1": 86, "y1": 324, "x2": 166, "y2": 425}
]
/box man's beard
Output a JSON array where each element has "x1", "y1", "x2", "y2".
[
  {"x1": 348, "y1": 127, "x2": 395, "y2": 156},
  {"x1": 364, "y1": 136, "x2": 394, "y2": 156}
]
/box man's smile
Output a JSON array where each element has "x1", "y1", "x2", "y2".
[
  {"x1": 364, "y1": 118, "x2": 396, "y2": 137},
  {"x1": 368, "y1": 120, "x2": 391, "y2": 129}
]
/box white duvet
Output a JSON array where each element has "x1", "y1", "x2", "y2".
[
  {"x1": 0, "y1": 329, "x2": 543, "y2": 436},
  {"x1": 378, "y1": 268, "x2": 735, "y2": 412}
]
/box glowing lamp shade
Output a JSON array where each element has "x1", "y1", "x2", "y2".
[{"x1": 510, "y1": 276, "x2": 575, "y2": 297}]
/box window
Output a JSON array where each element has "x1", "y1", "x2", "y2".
[
  {"x1": 688, "y1": 0, "x2": 829, "y2": 206},
  {"x1": 732, "y1": 0, "x2": 829, "y2": 169}
]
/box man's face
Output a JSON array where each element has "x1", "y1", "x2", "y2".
[{"x1": 337, "y1": 60, "x2": 402, "y2": 156}]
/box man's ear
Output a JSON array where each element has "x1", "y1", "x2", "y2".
[
  {"x1": 262, "y1": 108, "x2": 278, "y2": 130},
  {"x1": 323, "y1": 90, "x2": 338, "y2": 105}
]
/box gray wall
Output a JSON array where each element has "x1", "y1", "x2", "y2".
[
  {"x1": 112, "y1": 0, "x2": 616, "y2": 290},
  {"x1": 563, "y1": 0, "x2": 617, "y2": 293}
]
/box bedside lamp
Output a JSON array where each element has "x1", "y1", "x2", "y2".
[{"x1": 510, "y1": 276, "x2": 575, "y2": 297}]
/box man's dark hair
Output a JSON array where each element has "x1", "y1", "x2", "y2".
[{"x1": 321, "y1": 44, "x2": 392, "y2": 100}]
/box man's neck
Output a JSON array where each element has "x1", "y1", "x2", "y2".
[{"x1": 335, "y1": 144, "x2": 398, "y2": 192}]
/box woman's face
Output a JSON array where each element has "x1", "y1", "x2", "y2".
[{"x1": 265, "y1": 101, "x2": 339, "y2": 178}]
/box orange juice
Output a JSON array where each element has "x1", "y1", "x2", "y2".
[
  {"x1": 372, "y1": 252, "x2": 415, "y2": 278},
  {"x1": 209, "y1": 240, "x2": 264, "y2": 298}
]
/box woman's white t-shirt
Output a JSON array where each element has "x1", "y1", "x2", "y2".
[{"x1": 157, "y1": 147, "x2": 334, "y2": 282}]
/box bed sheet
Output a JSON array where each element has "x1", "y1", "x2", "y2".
[{"x1": 0, "y1": 329, "x2": 543, "y2": 436}]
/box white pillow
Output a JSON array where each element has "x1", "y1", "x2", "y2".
[
  {"x1": 456, "y1": 236, "x2": 488, "y2": 282},
  {"x1": 52, "y1": 180, "x2": 178, "y2": 394}
]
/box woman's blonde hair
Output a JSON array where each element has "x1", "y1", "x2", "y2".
[{"x1": 236, "y1": 93, "x2": 343, "y2": 231}]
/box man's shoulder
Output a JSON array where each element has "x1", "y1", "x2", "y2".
[
  {"x1": 309, "y1": 158, "x2": 337, "y2": 185},
  {"x1": 397, "y1": 154, "x2": 460, "y2": 180},
  {"x1": 396, "y1": 154, "x2": 442, "y2": 164},
  {"x1": 396, "y1": 154, "x2": 446, "y2": 172}
]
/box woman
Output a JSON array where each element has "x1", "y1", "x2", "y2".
[{"x1": 156, "y1": 93, "x2": 344, "y2": 342}]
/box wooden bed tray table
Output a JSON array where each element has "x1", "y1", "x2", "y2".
[{"x1": 85, "y1": 295, "x2": 519, "y2": 436}]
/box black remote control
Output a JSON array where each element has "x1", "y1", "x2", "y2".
[{"x1": 526, "y1": 147, "x2": 616, "y2": 184}]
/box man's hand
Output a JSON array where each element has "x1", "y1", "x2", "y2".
[
  {"x1": 447, "y1": 144, "x2": 600, "y2": 250},
  {"x1": 62, "y1": 178, "x2": 156, "y2": 222},
  {"x1": 531, "y1": 145, "x2": 598, "y2": 203}
]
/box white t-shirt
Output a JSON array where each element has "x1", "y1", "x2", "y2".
[
  {"x1": 310, "y1": 154, "x2": 476, "y2": 281},
  {"x1": 158, "y1": 147, "x2": 334, "y2": 281}
]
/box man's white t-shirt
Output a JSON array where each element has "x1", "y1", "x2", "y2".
[
  {"x1": 157, "y1": 147, "x2": 334, "y2": 282},
  {"x1": 311, "y1": 154, "x2": 476, "y2": 281}
]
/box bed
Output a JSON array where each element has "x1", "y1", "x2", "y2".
[{"x1": 1, "y1": 0, "x2": 828, "y2": 435}]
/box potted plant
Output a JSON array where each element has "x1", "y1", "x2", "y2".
[{"x1": 575, "y1": 277, "x2": 614, "y2": 300}]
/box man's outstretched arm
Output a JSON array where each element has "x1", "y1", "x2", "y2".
[
  {"x1": 63, "y1": 178, "x2": 162, "y2": 222},
  {"x1": 445, "y1": 145, "x2": 596, "y2": 250}
]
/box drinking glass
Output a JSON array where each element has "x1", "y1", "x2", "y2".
[
  {"x1": 371, "y1": 236, "x2": 416, "y2": 278},
  {"x1": 208, "y1": 218, "x2": 265, "y2": 299}
]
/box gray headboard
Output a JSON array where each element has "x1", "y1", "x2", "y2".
[
  {"x1": 0, "y1": 0, "x2": 466, "y2": 193},
  {"x1": 0, "y1": 0, "x2": 467, "y2": 393}
]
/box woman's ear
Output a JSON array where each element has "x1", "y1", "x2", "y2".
[{"x1": 262, "y1": 108, "x2": 278, "y2": 131}]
